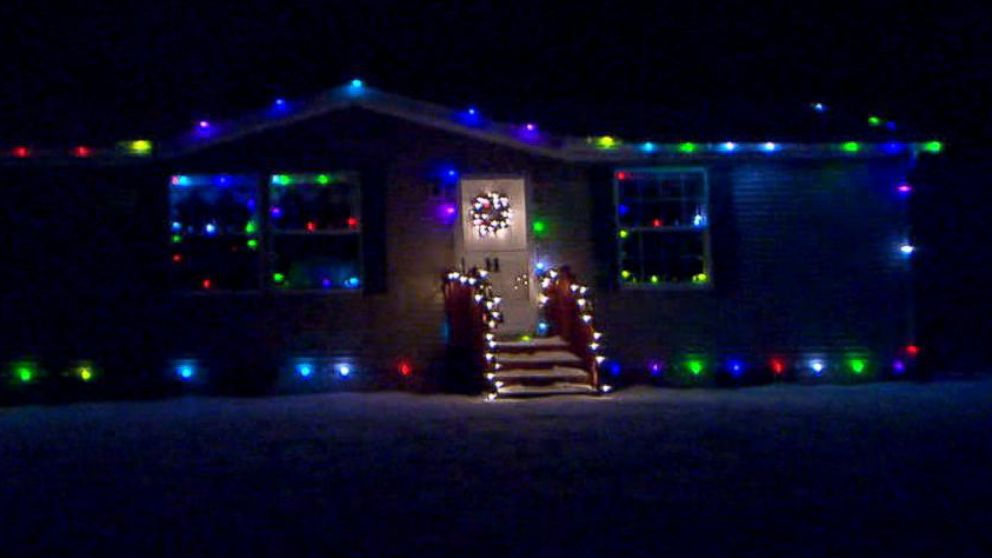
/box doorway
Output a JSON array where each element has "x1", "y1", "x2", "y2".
[{"x1": 454, "y1": 176, "x2": 535, "y2": 334}]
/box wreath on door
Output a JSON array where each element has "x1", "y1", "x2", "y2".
[{"x1": 470, "y1": 191, "x2": 512, "y2": 237}]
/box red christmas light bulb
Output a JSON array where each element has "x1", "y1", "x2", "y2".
[
  {"x1": 12, "y1": 146, "x2": 30, "y2": 158},
  {"x1": 202, "y1": 278, "x2": 212, "y2": 289},
  {"x1": 73, "y1": 145, "x2": 92, "y2": 158},
  {"x1": 347, "y1": 216, "x2": 359, "y2": 229},
  {"x1": 770, "y1": 358, "x2": 786, "y2": 375}
]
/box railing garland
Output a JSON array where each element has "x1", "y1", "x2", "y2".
[
  {"x1": 442, "y1": 268, "x2": 504, "y2": 387},
  {"x1": 536, "y1": 266, "x2": 606, "y2": 390}
]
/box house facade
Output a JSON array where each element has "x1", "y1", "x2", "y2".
[{"x1": 2, "y1": 82, "x2": 937, "y2": 395}]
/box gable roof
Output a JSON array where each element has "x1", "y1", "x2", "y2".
[{"x1": 2, "y1": 82, "x2": 944, "y2": 164}]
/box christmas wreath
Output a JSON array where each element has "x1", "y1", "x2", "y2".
[{"x1": 470, "y1": 191, "x2": 512, "y2": 237}]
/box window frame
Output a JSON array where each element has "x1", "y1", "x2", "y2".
[
  {"x1": 613, "y1": 166, "x2": 713, "y2": 291},
  {"x1": 266, "y1": 171, "x2": 364, "y2": 294},
  {"x1": 169, "y1": 170, "x2": 364, "y2": 295}
]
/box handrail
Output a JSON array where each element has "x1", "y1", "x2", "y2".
[
  {"x1": 441, "y1": 268, "x2": 503, "y2": 389},
  {"x1": 536, "y1": 266, "x2": 603, "y2": 388}
]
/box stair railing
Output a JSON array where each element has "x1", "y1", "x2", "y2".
[
  {"x1": 537, "y1": 266, "x2": 604, "y2": 389},
  {"x1": 441, "y1": 268, "x2": 504, "y2": 391}
]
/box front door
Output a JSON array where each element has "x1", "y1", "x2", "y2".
[{"x1": 455, "y1": 176, "x2": 535, "y2": 334}]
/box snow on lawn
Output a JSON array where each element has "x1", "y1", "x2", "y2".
[{"x1": 2, "y1": 382, "x2": 992, "y2": 556}]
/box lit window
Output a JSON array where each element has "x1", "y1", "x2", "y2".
[
  {"x1": 269, "y1": 173, "x2": 362, "y2": 290},
  {"x1": 615, "y1": 168, "x2": 711, "y2": 287}
]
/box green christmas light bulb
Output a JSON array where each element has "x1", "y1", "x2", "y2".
[{"x1": 687, "y1": 360, "x2": 703, "y2": 375}]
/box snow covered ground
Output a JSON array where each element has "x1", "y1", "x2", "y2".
[{"x1": 2, "y1": 381, "x2": 991, "y2": 556}]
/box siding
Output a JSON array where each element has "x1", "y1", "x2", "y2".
[{"x1": 591, "y1": 159, "x2": 914, "y2": 369}]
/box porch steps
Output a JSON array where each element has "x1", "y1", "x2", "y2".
[{"x1": 489, "y1": 335, "x2": 597, "y2": 398}]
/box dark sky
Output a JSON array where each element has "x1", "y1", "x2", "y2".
[{"x1": 1, "y1": 1, "x2": 989, "y2": 145}]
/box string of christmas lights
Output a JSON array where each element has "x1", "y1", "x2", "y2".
[{"x1": 0, "y1": 80, "x2": 945, "y2": 163}]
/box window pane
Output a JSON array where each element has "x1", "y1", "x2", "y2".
[
  {"x1": 169, "y1": 174, "x2": 260, "y2": 290},
  {"x1": 641, "y1": 230, "x2": 706, "y2": 283},
  {"x1": 171, "y1": 237, "x2": 260, "y2": 290},
  {"x1": 271, "y1": 235, "x2": 362, "y2": 290},
  {"x1": 270, "y1": 173, "x2": 360, "y2": 232}
]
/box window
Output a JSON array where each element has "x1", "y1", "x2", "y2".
[
  {"x1": 269, "y1": 173, "x2": 362, "y2": 291},
  {"x1": 168, "y1": 172, "x2": 362, "y2": 292},
  {"x1": 615, "y1": 168, "x2": 710, "y2": 287},
  {"x1": 169, "y1": 174, "x2": 261, "y2": 291}
]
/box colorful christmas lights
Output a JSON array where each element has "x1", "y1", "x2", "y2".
[
  {"x1": 14, "y1": 362, "x2": 37, "y2": 383},
  {"x1": 595, "y1": 136, "x2": 618, "y2": 149},
  {"x1": 125, "y1": 139, "x2": 153, "y2": 156},
  {"x1": 686, "y1": 359, "x2": 704, "y2": 376},
  {"x1": 770, "y1": 358, "x2": 786, "y2": 375},
  {"x1": 176, "y1": 362, "x2": 196, "y2": 381},
  {"x1": 809, "y1": 359, "x2": 826, "y2": 375},
  {"x1": 72, "y1": 145, "x2": 92, "y2": 158},
  {"x1": 892, "y1": 360, "x2": 906, "y2": 374},
  {"x1": 727, "y1": 360, "x2": 745, "y2": 377}
]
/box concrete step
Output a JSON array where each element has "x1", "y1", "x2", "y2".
[
  {"x1": 489, "y1": 366, "x2": 590, "y2": 382},
  {"x1": 493, "y1": 336, "x2": 569, "y2": 352},
  {"x1": 494, "y1": 350, "x2": 583, "y2": 367},
  {"x1": 496, "y1": 383, "x2": 599, "y2": 397}
]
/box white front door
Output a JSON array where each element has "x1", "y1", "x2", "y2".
[{"x1": 455, "y1": 177, "x2": 535, "y2": 334}]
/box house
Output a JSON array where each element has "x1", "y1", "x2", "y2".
[{"x1": 1, "y1": 80, "x2": 939, "y2": 396}]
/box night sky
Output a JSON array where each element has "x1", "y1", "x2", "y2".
[{"x1": 2, "y1": 2, "x2": 989, "y2": 145}]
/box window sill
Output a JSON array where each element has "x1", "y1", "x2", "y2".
[{"x1": 619, "y1": 282, "x2": 713, "y2": 292}]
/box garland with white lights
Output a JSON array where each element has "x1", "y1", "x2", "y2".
[
  {"x1": 470, "y1": 191, "x2": 512, "y2": 237},
  {"x1": 536, "y1": 266, "x2": 608, "y2": 391},
  {"x1": 442, "y1": 268, "x2": 505, "y2": 398}
]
